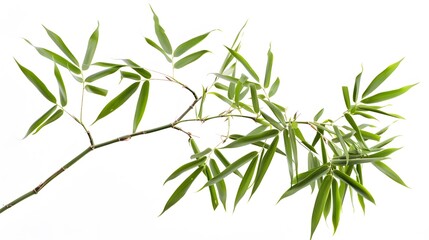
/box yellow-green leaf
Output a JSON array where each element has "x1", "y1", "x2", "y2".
[
  {"x1": 174, "y1": 50, "x2": 210, "y2": 69},
  {"x1": 226, "y1": 47, "x2": 259, "y2": 81},
  {"x1": 362, "y1": 59, "x2": 403, "y2": 98},
  {"x1": 361, "y1": 83, "x2": 417, "y2": 104}
]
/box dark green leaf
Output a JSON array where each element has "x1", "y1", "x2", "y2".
[
  {"x1": 209, "y1": 159, "x2": 227, "y2": 210},
  {"x1": 362, "y1": 59, "x2": 403, "y2": 98},
  {"x1": 264, "y1": 45, "x2": 273, "y2": 88},
  {"x1": 164, "y1": 157, "x2": 206, "y2": 184},
  {"x1": 361, "y1": 84, "x2": 417, "y2": 104},
  {"x1": 15, "y1": 60, "x2": 56, "y2": 103},
  {"x1": 201, "y1": 151, "x2": 258, "y2": 189},
  {"x1": 268, "y1": 77, "x2": 280, "y2": 97},
  {"x1": 122, "y1": 59, "x2": 152, "y2": 79},
  {"x1": 34, "y1": 109, "x2": 63, "y2": 134},
  {"x1": 93, "y1": 82, "x2": 139, "y2": 124},
  {"x1": 145, "y1": 37, "x2": 172, "y2": 62},
  {"x1": 160, "y1": 166, "x2": 204, "y2": 215},
  {"x1": 344, "y1": 113, "x2": 367, "y2": 149},
  {"x1": 226, "y1": 47, "x2": 259, "y2": 81},
  {"x1": 372, "y1": 161, "x2": 408, "y2": 187},
  {"x1": 85, "y1": 66, "x2": 121, "y2": 82},
  {"x1": 174, "y1": 50, "x2": 210, "y2": 69},
  {"x1": 342, "y1": 86, "x2": 351, "y2": 110},
  {"x1": 23, "y1": 106, "x2": 57, "y2": 138},
  {"x1": 289, "y1": 125, "x2": 299, "y2": 178},
  {"x1": 92, "y1": 62, "x2": 125, "y2": 68},
  {"x1": 356, "y1": 164, "x2": 366, "y2": 213},
  {"x1": 223, "y1": 129, "x2": 279, "y2": 148},
  {"x1": 133, "y1": 81, "x2": 150, "y2": 133},
  {"x1": 311, "y1": 175, "x2": 333, "y2": 239},
  {"x1": 174, "y1": 30, "x2": 215, "y2": 57},
  {"x1": 203, "y1": 166, "x2": 219, "y2": 210},
  {"x1": 53, "y1": 64, "x2": 67, "y2": 106},
  {"x1": 278, "y1": 164, "x2": 329, "y2": 202},
  {"x1": 214, "y1": 149, "x2": 243, "y2": 178},
  {"x1": 121, "y1": 71, "x2": 141, "y2": 81},
  {"x1": 150, "y1": 6, "x2": 172, "y2": 54},
  {"x1": 82, "y1": 23, "x2": 99, "y2": 70},
  {"x1": 332, "y1": 178, "x2": 341, "y2": 233},
  {"x1": 234, "y1": 155, "x2": 258, "y2": 210},
  {"x1": 357, "y1": 105, "x2": 404, "y2": 119},
  {"x1": 353, "y1": 66, "x2": 363, "y2": 102},
  {"x1": 189, "y1": 138, "x2": 200, "y2": 153},
  {"x1": 42, "y1": 25, "x2": 79, "y2": 66},
  {"x1": 251, "y1": 135, "x2": 279, "y2": 197},
  {"x1": 333, "y1": 169, "x2": 375, "y2": 204},
  {"x1": 85, "y1": 84, "x2": 108, "y2": 96}
]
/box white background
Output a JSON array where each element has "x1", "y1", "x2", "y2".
[{"x1": 1, "y1": 0, "x2": 428, "y2": 239}]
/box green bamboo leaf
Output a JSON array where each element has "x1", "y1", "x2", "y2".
[
  {"x1": 333, "y1": 169, "x2": 375, "y2": 204},
  {"x1": 356, "y1": 164, "x2": 366, "y2": 213},
  {"x1": 53, "y1": 63, "x2": 67, "y2": 106},
  {"x1": 82, "y1": 23, "x2": 99, "y2": 70},
  {"x1": 332, "y1": 178, "x2": 341, "y2": 233},
  {"x1": 150, "y1": 6, "x2": 172, "y2": 55},
  {"x1": 333, "y1": 125, "x2": 349, "y2": 164},
  {"x1": 344, "y1": 113, "x2": 367, "y2": 149},
  {"x1": 85, "y1": 66, "x2": 121, "y2": 82},
  {"x1": 214, "y1": 82, "x2": 228, "y2": 91},
  {"x1": 34, "y1": 109, "x2": 63, "y2": 134},
  {"x1": 250, "y1": 84, "x2": 259, "y2": 113},
  {"x1": 263, "y1": 100, "x2": 286, "y2": 125},
  {"x1": 234, "y1": 81, "x2": 243, "y2": 106},
  {"x1": 314, "y1": 108, "x2": 324, "y2": 122},
  {"x1": 42, "y1": 25, "x2": 79, "y2": 66},
  {"x1": 357, "y1": 105, "x2": 404, "y2": 119},
  {"x1": 251, "y1": 135, "x2": 279, "y2": 197},
  {"x1": 160, "y1": 166, "x2": 204, "y2": 215},
  {"x1": 214, "y1": 149, "x2": 243, "y2": 178},
  {"x1": 189, "y1": 138, "x2": 200, "y2": 154},
  {"x1": 174, "y1": 30, "x2": 215, "y2": 57},
  {"x1": 372, "y1": 161, "x2": 407, "y2": 187},
  {"x1": 201, "y1": 151, "x2": 258, "y2": 189},
  {"x1": 283, "y1": 129, "x2": 294, "y2": 182},
  {"x1": 223, "y1": 129, "x2": 279, "y2": 148},
  {"x1": 229, "y1": 134, "x2": 285, "y2": 156},
  {"x1": 164, "y1": 157, "x2": 206, "y2": 185},
  {"x1": 15, "y1": 60, "x2": 57, "y2": 103},
  {"x1": 361, "y1": 130, "x2": 381, "y2": 141},
  {"x1": 212, "y1": 73, "x2": 261, "y2": 89},
  {"x1": 198, "y1": 87, "x2": 207, "y2": 119},
  {"x1": 307, "y1": 153, "x2": 320, "y2": 192},
  {"x1": 264, "y1": 45, "x2": 273, "y2": 88},
  {"x1": 331, "y1": 157, "x2": 389, "y2": 166},
  {"x1": 324, "y1": 188, "x2": 332, "y2": 218},
  {"x1": 268, "y1": 77, "x2": 280, "y2": 97},
  {"x1": 320, "y1": 138, "x2": 328, "y2": 164},
  {"x1": 120, "y1": 71, "x2": 141, "y2": 81},
  {"x1": 342, "y1": 86, "x2": 351, "y2": 110},
  {"x1": 174, "y1": 50, "x2": 210, "y2": 69},
  {"x1": 371, "y1": 136, "x2": 399, "y2": 149},
  {"x1": 209, "y1": 159, "x2": 227, "y2": 210},
  {"x1": 227, "y1": 82, "x2": 236, "y2": 100},
  {"x1": 93, "y1": 82, "x2": 139, "y2": 124},
  {"x1": 226, "y1": 47, "x2": 259, "y2": 81},
  {"x1": 289, "y1": 124, "x2": 299, "y2": 178},
  {"x1": 190, "y1": 148, "x2": 212, "y2": 159},
  {"x1": 24, "y1": 39, "x2": 81, "y2": 74},
  {"x1": 203, "y1": 166, "x2": 219, "y2": 210},
  {"x1": 353, "y1": 65, "x2": 363, "y2": 102},
  {"x1": 354, "y1": 111, "x2": 377, "y2": 120},
  {"x1": 133, "y1": 81, "x2": 150, "y2": 133},
  {"x1": 260, "y1": 111, "x2": 283, "y2": 130},
  {"x1": 361, "y1": 83, "x2": 417, "y2": 104},
  {"x1": 311, "y1": 175, "x2": 333, "y2": 239},
  {"x1": 145, "y1": 37, "x2": 172, "y2": 62},
  {"x1": 23, "y1": 106, "x2": 57, "y2": 138},
  {"x1": 92, "y1": 62, "x2": 126, "y2": 68},
  {"x1": 294, "y1": 127, "x2": 318, "y2": 153},
  {"x1": 122, "y1": 59, "x2": 152, "y2": 79},
  {"x1": 362, "y1": 59, "x2": 403, "y2": 98},
  {"x1": 209, "y1": 92, "x2": 234, "y2": 107},
  {"x1": 278, "y1": 164, "x2": 329, "y2": 202},
  {"x1": 85, "y1": 84, "x2": 108, "y2": 96},
  {"x1": 234, "y1": 155, "x2": 258, "y2": 210}
]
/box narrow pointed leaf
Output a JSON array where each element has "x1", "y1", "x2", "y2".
[
  {"x1": 190, "y1": 148, "x2": 212, "y2": 159},
  {"x1": 164, "y1": 157, "x2": 206, "y2": 185},
  {"x1": 283, "y1": 129, "x2": 294, "y2": 183},
  {"x1": 264, "y1": 45, "x2": 273, "y2": 88},
  {"x1": 332, "y1": 178, "x2": 341, "y2": 233},
  {"x1": 53, "y1": 63, "x2": 67, "y2": 106},
  {"x1": 260, "y1": 111, "x2": 283, "y2": 130},
  {"x1": 214, "y1": 149, "x2": 243, "y2": 178},
  {"x1": 85, "y1": 66, "x2": 121, "y2": 82},
  {"x1": 133, "y1": 81, "x2": 150, "y2": 133},
  {"x1": 331, "y1": 157, "x2": 389, "y2": 166},
  {"x1": 229, "y1": 134, "x2": 285, "y2": 156},
  {"x1": 43, "y1": 25, "x2": 79, "y2": 65},
  {"x1": 234, "y1": 155, "x2": 258, "y2": 210},
  {"x1": 203, "y1": 167, "x2": 219, "y2": 210},
  {"x1": 342, "y1": 86, "x2": 351, "y2": 110},
  {"x1": 250, "y1": 84, "x2": 259, "y2": 113},
  {"x1": 174, "y1": 30, "x2": 215, "y2": 57},
  {"x1": 201, "y1": 151, "x2": 258, "y2": 189},
  {"x1": 289, "y1": 125, "x2": 299, "y2": 178},
  {"x1": 268, "y1": 77, "x2": 280, "y2": 97},
  {"x1": 34, "y1": 109, "x2": 63, "y2": 134},
  {"x1": 16, "y1": 60, "x2": 56, "y2": 103},
  {"x1": 160, "y1": 166, "x2": 204, "y2": 215},
  {"x1": 371, "y1": 136, "x2": 398, "y2": 149},
  {"x1": 82, "y1": 23, "x2": 99, "y2": 70},
  {"x1": 263, "y1": 100, "x2": 286, "y2": 125},
  {"x1": 278, "y1": 164, "x2": 329, "y2": 202},
  {"x1": 209, "y1": 92, "x2": 234, "y2": 107},
  {"x1": 224, "y1": 129, "x2": 279, "y2": 148},
  {"x1": 333, "y1": 169, "x2": 375, "y2": 204},
  {"x1": 226, "y1": 47, "x2": 259, "y2": 81},
  {"x1": 314, "y1": 108, "x2": 324, "y2": 122},
  {"x1": 356, "y1": 164, "x2": 366, "y2": 213},
  {"x1": 251, "y1": 135, "x2": 279, "y2": 197},
  {"x1": 311, "y1": 175, "x2": 333, "y2": 239},
  {"x1": 24, "y1": 106, "x2": 57, "y2": 138},
  {"x1": 353, "y1": 66, "x2": 363, "y2": 102},
  {"x1": 93, "y1": 82, "x2": 139, "y2": 124},
  {"x1": 367, "y1": 148, "x2": 401, "y2": 158},
  {"x1": 145, "y1": 37, "x2": 172, "y2": 62},
  {"x1": 344, "y1": 113, "x2": 367, "y2": 148},
  {"x1": 122, "y1": 59, "x2": 151, "y2": 79},
  {"x1": 174, "y1": 50, "x2": 210, "y2": 69},
  {"x1": 361, "y1": 83, "x2": 417, "y2": 104},
  {"x1": 150, "y1": 6, "x2": 172, "y2": 54},
  {"x1": 85, "y1": 84, "x2": 108, "y2": 96},
  {"x1": 121, "y1": 71, "x2": 141, "y2": 81},
  {"x1": 357, "y1": 105, "x2": 404, "y2": 119},
  {"x1": 372, "y1": 161, "x2": 408, "y2": 187},
  {"x1": 333, "y1": 125, "x2": 349, "y2": 163},
  {"x1": 362, "y1": 59, "x2": 403, "y2": 98},
  {"x1": 209, "y1": 159, "x2": 227, "y2": 210}
]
